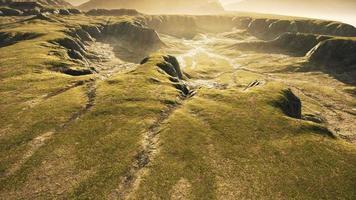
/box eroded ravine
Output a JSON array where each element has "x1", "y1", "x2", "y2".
[
  {"x1": 109, "y1": 95, "x2": 193, "y2": 199},
  {"x1": 3, "y1": 37, "x2": 138, "y2": 178},
  {"x1": 159, "y1": 31, "x2": 356, "y2": 142}
]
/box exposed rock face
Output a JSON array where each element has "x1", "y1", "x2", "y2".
[
  {"x1": 307, "y1": 39, "x2": 356, "y2": 71},
  {"x1": 53, "y1": 21, "x2": 164, "y2": 64},
  {"x1": 275, "y1": 89, "x2": 302, "y2": 119},
  {"x1": 103, "y1": 21, "x2": 164, "y2": 50},
  {"x1": 59, "y1": 9, "x2": 71, "y2": 15},
  {"x1": 23, "y1": 8, "x2": 41, "y2": 15},
  {"x1": 0, "y1": 7, "x2": 23, "y2": 16},
  {"x1": 0, "y1": 32, "x2": 42, "y2": 47},
  {"x1": 247, "y1": 18, "x2": 276, "y2": 36},
  {"x1": 81, "y1": 25, "x2": 102, "y2": 38},
  {"x1": 141, "y1": 54, "x2": 192, "y2": 96},
  {"x1": 144, "y1": 15, "x2": 249, "y2": 38},
  {"x1": 28, "y1": 13, "x2": 56, "y2": 22},
  {"x1": 144, "y1": 15, "x2": 199, "y2": 38},
  {"x1": 79, "y1": 0, "x2": 224, "y2": 14},
  {"x1": 0, "y1": 0, "x2": 71, "y2": 9},
  {"x1": 86, "y1": 8, "x2": 140, "y2": 16},
  {"x1": 68, "y1": 8, "x2": 81, "y2": 14},
  {"x1": 143, "y1": 15, "x2": 356, "y2": 39},
  {"x1": 54, "y1": 37, "x2": 89, "y2": 59},
  {"x1": 269, "y1": 33, "x2": 331, "y2": 55},
  {"x1": 235, "y1": 33, "x2": 331, "y2": 56},
  {"x1": 37, "y1": 0, "x2": 72, "y2": 7},
  {"x1": 41, "y1": 8, "x2": 60, "y2": 14},
  {"x1": 50, "y1": 63, "x2": 93, "y2": 76},
  {"x1": 156, "y1": 55, "x2": 184, "y2": 80},
  {"x1": 0, "y1": 0, "x2": 74, "y2": 16},
  {"x1": 247, "y1": 18, "x2": 356, "y2": 39},
  {"x1": 69, "y1": 28, "x2": 95, "y2": 42}
]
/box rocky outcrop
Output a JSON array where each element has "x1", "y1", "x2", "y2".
[
  {"x1": 141, "y1": 55, "x2": 192, "y2": 96},
  {"x1": 51, "y1": 65, "x2": 93, "y2": 76},
  {"x1": 275, "y1": 89, "x2": 302, "y2": 119},
  {"x1": 0, "y1": 31, "x2": 42, "y2": 48},
  {"x1": 307, "y1": 38, "x2": 356, "y2": 72},
  {"x1": 68, "y1": 8, "x2": 81, "y2": 14},
  {"x1": 58, "y1": 9, "x2": 71, "y2": 15},
  {"x1": 68, "y1": 28, "x2": 95, "y2": 43},
  {"x1": 48, "y1": 61, "x2": 94, "y2": 76},
  {"x1": 86, "y1": 9, "x2": 140, "y2": 16},
  {"x1": 22, "y1": 8, "x2": 41, "y2": 15},
  {"x1": 81, "y1": 25, "x2": 103, "y2": 39},
  {"x1": 40, "y1": 8, "x2": 60, "y2": 14},
  {"x1": 53, "y1": 37, "x2": 89, "y2": 59},
  {"x1": 0, "y1": 7, "x2": 23, "y2": 16},
  {"x1": 155, "y1": 55, "x2": 184, "y2": 80},
  {"x1": 27, "y1": 13, "x2": 56, "y2": 22}
]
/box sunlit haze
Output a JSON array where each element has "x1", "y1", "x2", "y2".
[
  {"x1": 220, "y1": 0, "x2": 356, "y2": 26},
  {"x1": 66, "y1": 0, "x2": 356, "y2": 26}
]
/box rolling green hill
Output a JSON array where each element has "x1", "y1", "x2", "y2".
[{"x1": 0, "y1": 10, "x2": 355, "y2": 200}]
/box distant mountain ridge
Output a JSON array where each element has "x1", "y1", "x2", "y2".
[
  {"x1": 0, "y1": 0, "x2": 72, "y2": 7},
  {"x1": 78, "y1": 0, "x2": 224, "y2": 14}
]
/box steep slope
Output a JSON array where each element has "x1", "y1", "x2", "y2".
[{"x1": 79, "y1": 0, "x2": 224, "y2": 14}]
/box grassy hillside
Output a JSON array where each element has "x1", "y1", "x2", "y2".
[{"x1": 0, "y1": 13, "x2": 355, "y2": 199}]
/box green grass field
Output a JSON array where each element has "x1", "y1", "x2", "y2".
[{"x1": 0, "y1": 14, "x2": 355, "y2": 199}]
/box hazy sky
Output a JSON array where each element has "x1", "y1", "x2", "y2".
[
  {"x1": 219, "y1": 0, "x2": 241, "y2": 5},
  {"x1": 68, "y1": 0, "x2": 239, "y2": 6},
  {"x1": 67, "y1": 0, "x2": 88, "y2": 5}
]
